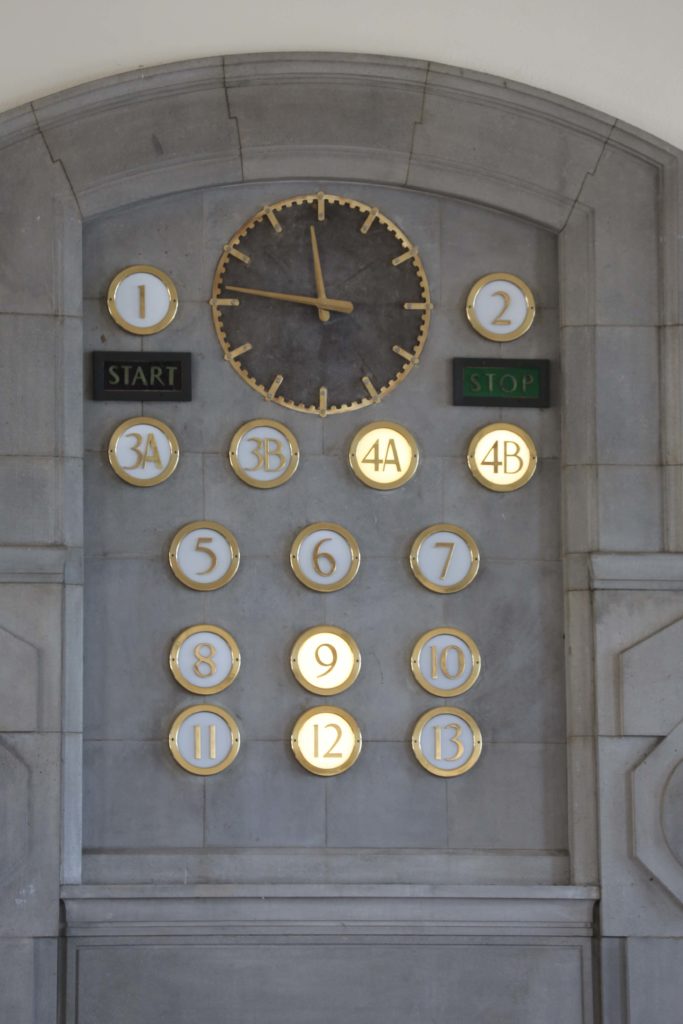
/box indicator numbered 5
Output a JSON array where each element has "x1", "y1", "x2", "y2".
[{"x1": 169, "y1": 521, "x2": 240, "y2": 591}]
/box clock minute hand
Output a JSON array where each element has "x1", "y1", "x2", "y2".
[
  {"x1": 310, "y1": 225, "x2": 330, "y2": 323},
  {"x1": 225, "y1": 285, "x2": 353, "y2": 315}
]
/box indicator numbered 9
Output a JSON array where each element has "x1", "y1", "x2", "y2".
[
  {"x1": 169, "y1": 624, "x2": 241, "y2": 695},
  {"x1": 411, "y1": 707, "x2": 482, "y2": 777},
  {"x1": 291, "y1": 706, "x2": 362, "y2": 776},
  {"x1": 467, "y1": 422, "x2": 538, "y2": 492},
  {"x1": 290, "y1": 523, "x2": 361, "y2": 593},
  {"x1": 409, "y1": 524, "x2": 480, "y2": 594},
  {"x1": 411, "y1": 627, "x2": 481, "y2": 697},
  {"x1": 108, "y1": 416, "x2": 180, "y2": 486},
  {"x1": 107, "y1": 265, "x2": 179, "y2": 335},
  {"x1": 290, "y1": 625, "x2": 361, "y2": 695},
  {"x1": 168, "y1": 704, "x2": 240, "y2": 776},
  {"x1": 348, "y1": 421, "x2": 419, "y2": 490},
  {"x1": 169, "y1": 521, "x2": 240, "y2": 591},
  {"x1": 466, "y1": 272, "x2": 535, "y2": 342}
]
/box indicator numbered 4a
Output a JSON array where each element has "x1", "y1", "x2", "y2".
[{"x1": 348, "y1": 421, "x2": 419, "y2": 490}]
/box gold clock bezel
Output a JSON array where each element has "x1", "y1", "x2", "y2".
[
  {"x1": 289, "y1": 522, "x2": 361, "y2": 593},
  {"x1": 411, "y1": 706, "x2": 483, "y2": 778},
  {"x1": 409, "y1": 523, "x2": 480, "y2": 594},
  {"x1": 228, "y1": 418, "x2": 300, "y2": 489},
  {"x1": 348, "y1": 420, "x2": 420, "y2": 490},
  {"x1": 210, "y1": 192, "x2": 432, "y2": 416},
  {"x1": 290, "y1": 705, "x2": 362, "y2": 777},
  {"x1": 108, "y1": 416, "x2": 180, "y2": 487},
  {"x1": 168, "y1": 703, "x2": 240, "y2": 776},
  {"x1": 465, "y1": 272, "x2": 535, "y2": 342},
  {"x1": 107, "y1": 264, "x2": 179, "y2": 336},
  {"x1": 168, "y1": 520, "x2": 240, "y2": 591},
  {"x1": 169, "y1": 624, "x2": 241, "y2": 695},
  {"x1": 290, "y1": 625, "x2": 362, "y2": 696},
  {"x1": 410, "y1": 627, "x2": 481, "y2": 697},
  {"x1": 467, "y1": 422, "x2": 538, "y2": 492}
]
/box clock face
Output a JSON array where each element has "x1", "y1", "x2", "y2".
[{"x1": 210, "y1": 192, "x2": 431, "y2": 415}]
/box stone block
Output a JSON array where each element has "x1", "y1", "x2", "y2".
[
  {"x1": 447, "y1": 742, "x2": 568, "y2": 851},
  {"x1": 626, "y1": 937, "x2": 683, "y2": 1024},
  {"x1": 225, "y1": 53, "x2": 426, "y2": 184},
  {"x1": 325, "y1": 740, "x2": 449, "y2": 849},
  {"x1": 577, "y1": 142, "x2": 659, "y2": 326},
  {"x1": 563, "y1": 465, "x2": 598, "y2": 553},
  {"x1": 35, "y1": 59, "x2": 242, "y2": 217},
  {"x1": 0, "y1": 583, "x2": 62, "y2": 732},
  {"x1": 70, "y1": 938, "x2": 588, "y2": 1024},
  {"x1": 0, "y1": 132, "x2": 80, "y2": 316},
  {"x1": 0, "y1": 940, "x2": 34, "y2": 1020},
  {"x1": 0, "y1": 456, "x2": 59, "y2": 544},
  {"x1": 621, "y1": 615, "x2": 683, "y2": 737},
  {"x1": 0, "y1": 733, "x2": 61, "y2": 936},
  {"x1": 598, "y1": 465, "x2": 662, "y2": 552},
  {"x1": 595, "y1": 328, "x2": 660, "y2": 465},
  {"x1": 561, "y1": 326, "x2": 596, "y2": 467},
  {"x1": 83, "y1": 738, "x2": 204, "y2": 849},
  {"x1": 205, "y1": 739, "x2": 326, "y2": 847}
]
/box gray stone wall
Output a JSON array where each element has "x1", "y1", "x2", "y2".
[{"x1": 0, "y1": 51, "x2": 682, "y2": 1022}]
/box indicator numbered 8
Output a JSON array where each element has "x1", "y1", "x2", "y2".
[
  {"x1": 290, "y1": 523, "x2": 361, "y2": 593},
  {"x1": 169, "y1": 521, "x2": 240, "y2": 591}
]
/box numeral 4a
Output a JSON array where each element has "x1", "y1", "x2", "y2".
[{"x1": 361, "y1": 438, "x2": 402, "y2": 472}]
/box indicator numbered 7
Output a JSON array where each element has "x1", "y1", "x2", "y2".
[
  {"x1": 290, "y1": 523, "x2": 361, "y2": 593},
  {"x1": 409, "y1": 524, "x2": 480, "y2": 594},
  {"x1": 169, "y1": 521, "x2": 240, "y2": 591}
]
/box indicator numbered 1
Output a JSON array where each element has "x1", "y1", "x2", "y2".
[{"x1": 107, "y1": 265, "x2": 179, "y2": 335}]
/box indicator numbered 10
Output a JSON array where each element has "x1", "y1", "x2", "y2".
[{"x1": 411, "y1": 628, "x2": 481, "y2": 697}]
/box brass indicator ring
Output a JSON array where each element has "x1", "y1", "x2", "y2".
[
  {"x1": 467, "y1": 422, "x2": 538, "y2": 492},
  {"x1": 290, "y1": 625, "x2": 362, "y2": 695},
  {"x1": 168, "y1": 704, "x2": 240, "y2": 776},
  {"x1": 411, "y1": 706, "x2": 483, "y2": 778},
  {"x1": 410, "y1": 627, "x2": 481, "y2": 697},
  {"x1": 107, "y1": 264, "x2": 179, "y2": 336},
  {"x1": 348, "y1": 420, "x2": 419, "y2": 490},
  {"x1": 289, "y1": 522, "x2": 361, "y2": 593},
  {"x1": 409, "y1": 523, "x2": 480, "y2": 594},
  {"x1": 169, "y1": 624, "x2": 241, "y2": 695},
  {"x1": 466, "y1": 272, "x2": 535, "y2": 342},
  {"x1": 228, "y1": 418, "x2": 300, "y2": 489},
  {"x1": 168, "y1": 520, "x2": 240, "y2": 591},
  {"x1": 108, "y1": 416, "x2": 180, "y2": 487},
  {"x1": 290, "y1": 705, "x2": 362, "y2": 777}
]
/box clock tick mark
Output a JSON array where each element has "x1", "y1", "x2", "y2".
[
  {"x1": 224, "y1": 244, "x2": 250, "y2": 264},
  {"x1": 267, "y1": 374, "x2": 284, "y2": 399},
  {"x1": 393, "y1": 345, "x2": 419, "y2": 365},
  {"x1": 316, "y1": 192, "x2": 326, "y2": 221},
  {"x1": 362, "y1": 376, "x2": 380, "y2": 402},
  {"x1": 360, "y1": 208, "x2": 379, "y2": 234},
  {"x1": 319, "y1": 386, "x2": 328, "y2": 417},
  {"x1": 392, "y1": 246, "x2": 419, "y2": 267},
  {"x1": 264, "y1": 207, "x2": 283, "y2": 233},
  {"x1": 228, "y1": 343, "x2": 252, "y2": 360},
  {"x1": 211, "y1": 297, "x2": 240, "y2": 307},
  {"x1": 404, "y1": 301, "x2": 433, "y2": 311}
]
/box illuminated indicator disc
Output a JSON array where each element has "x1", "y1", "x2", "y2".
[
  {"x1": 290, "y1": 626, "x2": 361, "y2": 695},
  {"x1": 291, "y1": 706, "x2": 362, "y2": 776},
  {"x1": 467, "y1": 422, "x2": 537, "y2": 492},
  {"x1": 348, "y1": 421, "x2": 419, "y2": 490}
]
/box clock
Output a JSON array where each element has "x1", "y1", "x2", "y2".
[{"x1": 210, "y1": 192, "x2": 431, "y2": 415}]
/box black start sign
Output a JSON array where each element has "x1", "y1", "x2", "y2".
[{"x1": 92, "y1": 352, "x2": 191, "y2": 401}]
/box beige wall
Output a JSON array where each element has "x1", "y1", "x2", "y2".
[{"x1": 2, "y1": 0, "x2": 682, "y2": 148}]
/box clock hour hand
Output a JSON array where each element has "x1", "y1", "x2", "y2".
[
  {"x1": 224, "y1": 285, "x2": 353, "y2": 315},
  {"x1": 309, "y1": 225, "x2": 330, "y2": 323}
]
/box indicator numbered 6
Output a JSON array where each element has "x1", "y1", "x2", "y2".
[
  {"x1": 169, "y1": 521, "x2": 240, "y2": 591},
  {"x1": 290, "y1": 523, "x2": 361, "y2": 593}
]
